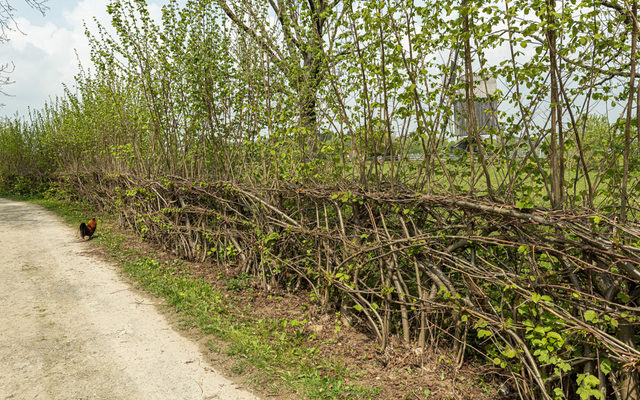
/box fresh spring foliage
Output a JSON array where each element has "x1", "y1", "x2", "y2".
[
  {"x1": 2, "y1": 1, "x2": 640, "y2": 400},
  {"x1": 1, "y1": 0, "x2": 640, "y2": 211}
]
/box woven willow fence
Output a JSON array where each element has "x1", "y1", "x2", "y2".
[{"x1": 65, "y1": 173, "x2": 640, "y2": 399}]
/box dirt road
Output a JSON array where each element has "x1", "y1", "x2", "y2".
[{"x1": 0, "y1": 198, "x2": 259, "y2": 400}]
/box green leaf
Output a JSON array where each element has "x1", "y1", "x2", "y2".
[
  {"x1": 600, "y1": 359, "x2": 612, "y2": 375},
  {"x1": 503, "y1": 348, "x2": 516, "y2": 358},
  {"x1": 617, "y1": 292, "x2": 631, "y2": 303},
  {"x1": 584, "y1": 310, "x2": 597, "y2": 322},
  {"x1": 536, "y1": 349, "x2": 550, "y2": 363},
  {"x1": 547, "y1": 331, "x2": 563, "y2": 344},
  {"x1": 477, "y1": 329, "x2": 492, "y2": 338},
  {"x1": 555, "y1": 362, "x2": 571, "y2": 375}
]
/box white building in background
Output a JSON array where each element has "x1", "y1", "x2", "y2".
[{"x1": 453, "y1": 75, "x2": 499, "y2": 139}]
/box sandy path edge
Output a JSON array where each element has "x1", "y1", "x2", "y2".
[{"x1": 0, "y1": 198, "x2": 259, "y2": 400}]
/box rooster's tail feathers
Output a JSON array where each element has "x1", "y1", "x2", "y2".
[{"x1": 79, "y1": 222, "x2": 89, "y2": 237}]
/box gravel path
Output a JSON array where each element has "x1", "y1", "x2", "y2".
[{"x1": 0, "y1": 198, "x2": 259, "y2": 400}]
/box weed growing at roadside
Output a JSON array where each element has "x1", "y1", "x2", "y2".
[
  {"x1": 226, "y1": 272, "x2": 253, "y2": 293},
  {"x1": 123, "y1": 256, "x2": 377, "y2": 399}
]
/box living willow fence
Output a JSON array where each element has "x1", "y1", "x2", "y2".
[{"x1": 62, "y1": 172, "x2": 640, "y2": 399}]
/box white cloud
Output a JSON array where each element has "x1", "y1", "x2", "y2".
[
  {"x1": 0, "y1": 0, "x2": 164, "y2": 118},
  {"x1": 0, "y1": 1, "x2": 107, "y2": 116}
]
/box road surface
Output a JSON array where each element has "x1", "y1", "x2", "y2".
[{"x1": 0, "y1": 198, "x2": 258, "y2": 400}]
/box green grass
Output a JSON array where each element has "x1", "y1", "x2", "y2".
[
  {"x1": 355, "y1": 153, "x2": 625, "y2": 211},
  {"x1": 119, "y1": 255, "x2": 378, "y2": 398},
  {"x1": 1, "y1": 192, "x2": 379, "y2": 399}
]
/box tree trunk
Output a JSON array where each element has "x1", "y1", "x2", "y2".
[
  {"x1": 299, "y1": 48, "x2": 321, "y2": 155},
  {"x1": 619, "y1": 323, "x2": 639, "y2": 400},
  {"x1": 547, "y1": 0, "x2": 564, "y2": 210},
  {"x1": 622, "y1": 0, "x2": 637, "y2": 223},
  {"x1": 461, "y1": 0, "x2": 494, "y2": 199}
]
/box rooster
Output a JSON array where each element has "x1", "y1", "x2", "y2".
[{"x1": 79, "y1": 218, "x2": 97, "y2": 240}]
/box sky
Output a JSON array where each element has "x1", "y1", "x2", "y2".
[{"x1": 0, "y1": 0, "x2": 163, "y2": 118}]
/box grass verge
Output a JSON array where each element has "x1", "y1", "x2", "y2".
[{"x1": 2, "y1": 192, "x2": 379, "y2": 399}]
